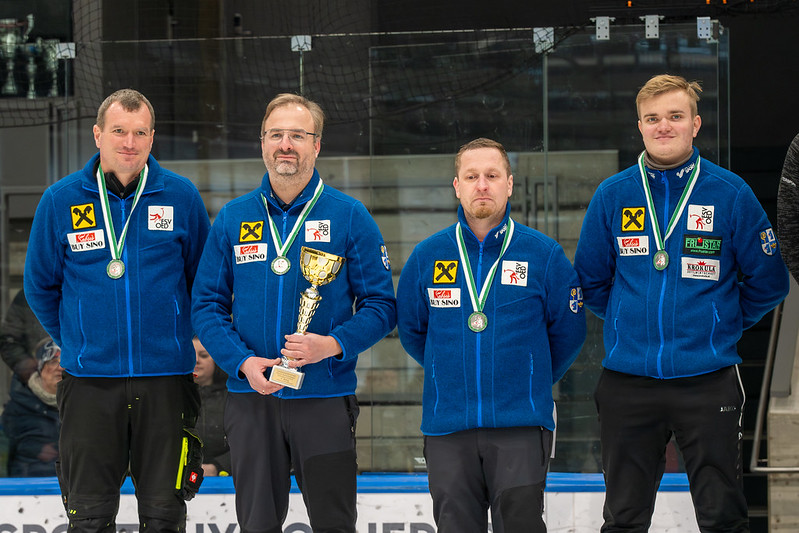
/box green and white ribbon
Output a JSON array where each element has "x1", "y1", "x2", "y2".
[
  {"x1": 638, "y1": 151, "x2": 700, "y2": 259},
  {"x1": 261, "y1": 178, "x2": 324, "y2": 258},
  {"x1": 96, "y1": 165, "x2": 148, "y2": 266},
  {"x1": 456, "y1": 219, "x2": 515, "y2": 329}
]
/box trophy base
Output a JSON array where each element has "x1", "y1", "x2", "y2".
[{"x1": 269, "y1": 365, "x2": 305, "y2": 390}]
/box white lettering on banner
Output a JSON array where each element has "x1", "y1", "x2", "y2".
[
  {"x1": 234, "y1": 243, "x2": 268, "y2": 264},
  {"x1": 67, "y1": 229, "x2": 106, "y2": 252},
  {"x1": 427, "y1": 288, "x2": 461, "y2": 308},
  {"x1": 0, "y1": 490, "x2": 699, "y2": 532},
  {"x1": 500, "y1": 260, "x2": 528, "y2": 286},
  {"x1": 617, "y1": 236, "x2": 650, "y2": 256}
]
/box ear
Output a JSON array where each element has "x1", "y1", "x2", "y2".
[
  {"x1": 452, "y1": 176, "x2": 460, "y2": 199},
  {"x1": 692, "y1": 114, "x2": 702, "y2": 138},
  {"x1": 93, "y1": 124, "x2": 101, "y2": 149},
  {"x1": 507, "y1": 174, "x2": 514, "y2": 198}
]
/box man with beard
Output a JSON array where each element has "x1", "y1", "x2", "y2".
[
  {"x1": 192, "y1": 93, "x2": 397, "y2": 532},
  {"x1": 396, "y1": 138, "x2": 585, "y2": 532}
]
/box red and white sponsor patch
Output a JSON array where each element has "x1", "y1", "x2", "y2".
[
  {"x1": 67, "y1": 229, "x2": 106, "y2": 252},
  {"x1": 234, "y1": 243, "x2": 268, "y2": 264},
  {"x1": 427, "y1": 288, "x2": 461, "y2": 308},
  {"x1": 617, "y1": 236, "x2": 649, "y2": 256},
  {"x1": 680, "y1": 257, "x2": 720, "y2": 281}
]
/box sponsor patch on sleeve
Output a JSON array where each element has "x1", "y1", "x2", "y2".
[
  {"x1": 760, "y1": 228, "x2": 777, "y2": 256},
  {"x1": 67, "y1": 229, "x2": 106, "y2": 252},
  {"x1": 239, "y1": 221, "x2": 264, "y2": 242},
  {"x1": 687, "y1": 205, "x2": 714, "y2": 232},
  {"x1": 234, "y1": 243, "x2": 268, "y2": 264},
  {"x1": 148, "y1": 206, "x2": 174, "y2": 231},
  {"x1": 70, "y1": 203, "x2": 97, "y2": 230},
  {"x1": 305, "y1": 220, "x2": 331, "y2": 242},
  {"x1": 501, "y1": 260, "x2": 528, "y2": 286},
  {"x1": 427, "y1": 288, "x2": 461, "y2": 308},
  {"x1": 617, "y1": 236, "x2": 650, "y2": 256},
  {"x1": 433, "y1": 260, "x2": 458, "y2": 284},
  {"x1": 682, "y1": 234, "x2": 722, "y2": 256},
  {"x1": 380, "y1": 244, "x2": 391, "y2": 271},
  {"x1": 680, "y1": 257, "x2": 720, "y2": 281},
  {"x1": 621, "y1": 207, "x2": 646, "y2": 232},
  {"x1": 569, "y1": 287, "x2": 584, "y2": 314}
]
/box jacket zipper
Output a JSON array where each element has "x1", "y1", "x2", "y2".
[{"x1": 655, "y1": 170, "x2": 669, "y2": 378}]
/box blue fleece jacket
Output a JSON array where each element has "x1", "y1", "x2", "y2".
[
  {"x1": 574, "y1": 148, "x2": 789, "y2": 379},
  {"x1": 396, "y1": 205, "x2": 586, "y2": 435},
  {"x1": 191, "y1": 170, "x2": 397, "y2": 398},
  {"x1": 24, "y1": 154, "x2": 211, "y2": 377}
]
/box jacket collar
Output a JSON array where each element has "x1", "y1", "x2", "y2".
[
  {"x1": 260, "y1": 169, "x2": 321, "y2": 212},
  {"x1": 642, "y1": 147, "x2": 700, "y2": 190},
  {"x1": 456, "y1": 203, "x2": 512, "y2": 249},
  {"x1": 80, "y1": 153, "x2": 164, "y2": 195}
]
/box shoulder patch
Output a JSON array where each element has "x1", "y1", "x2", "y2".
[
  {"x1": 570, "y1": 287, "x2": 584, "y2": 314},
  {"x1": 380, "y1": 244, "x2": 391, "y2": 271},
  {"x1": 760, "y1": 228, "x2": 777, "y2": 256}
]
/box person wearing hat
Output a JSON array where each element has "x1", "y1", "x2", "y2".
[{"x1": 2, "y1": 338, "x2": 63, "y2": 476}]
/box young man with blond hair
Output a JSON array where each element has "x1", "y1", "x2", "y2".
[{"x1": 575, "y1": 74, "x2": 789, "y2": 532}]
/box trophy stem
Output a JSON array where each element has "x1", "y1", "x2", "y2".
[{"x1": 2, "y1": 57, "x2": 15, "y2": 95}]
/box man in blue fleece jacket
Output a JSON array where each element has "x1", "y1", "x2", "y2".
[
  {"x1": 396, "y1": 138, "x2": 586, "y2": 533},
  {"x1": 574, "y1": 74, "x2": 789, "y2": 532},
  {"x1": 24, "y1": 89, "x2": 211, "y2": 532},
  {"x1": 191, "y1": 94, "x2": 396, "y2": 533}
]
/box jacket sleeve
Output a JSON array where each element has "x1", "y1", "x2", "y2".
[
  {"x1": 23, "y1": 189, "x2": 65, "y2": 347},
  {"x1": 545, "y1": 244, "x2": 587, "y2": 383},
  {"x1": 183, "y1": 185, "x2": 212, "y2": 292},
  {"x1": 778, "y1": 133, "x2": 799, "y2": 284},
  {"x1": 574, "y1": 186, "x2": 616, "y2": 320},
  {"x1": 396, "y1": 247, "x2": 427, "y2": 367},
  {"x1": 191, "y1": 208, "x2": 257, "y2": 379},
  {"x1": 734, "y1": 184, "x2": 790, "y2": 329},
  {"x1": 328, "y1": 201, "x2": 397, "y2": 361}
]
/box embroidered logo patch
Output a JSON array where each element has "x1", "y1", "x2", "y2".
[
  {"x1": 239, "y1": 221, "x2": 264, "y2": 242},
  {"x1": 617, "y1": 236, "x2": 650, "y2": 256},
  {"x1": 569, "y1": 287, "x2": 584, "y2": 314},
  {"x1": 234, "y1": 243, "x2": 268, "y2": 264},
  {"x1": 760, "y1": 228, "x2": 777, "y2": 256},
  {"x1": 433, "y1": 260, "x2": 458, "y2": 284},
  {"x1": 427, "y1": 288, "x2": 461, "y2": 308},
  {"x1": 621, "y1": 207, "x2": 646, "y2": 232},
  {"x1": 148, "y1": 206, "x2": 174, "y2": 231},
  {"x1": 681, "y1": 257, "x2": 720, "y2": 281},
  {"x1": 305, "y1": 220, "x2": 331, "y2": 242},
  {"x1": 687, "y1": 205, "x2": 714, "y2": 232},
  {"x1": 380, "y1": 244, "x2": 391, "y2": 271},
  {"x1": 683, "y1": 234, "x2": 722, "y2": 256},
  {"x1": 67, "y1": 229, "x2": 106, "y2": 252},
  {"x1": 501, "y1": 260, "x2": 528, "y2": 286},
  {"x1": 70, "y1": 203, "x2": 96, "y2": 230}
]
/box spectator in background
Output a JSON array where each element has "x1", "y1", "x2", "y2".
[
  {"x1": 2, "y1": 339, "x2": 62, "y2": 476},
  {"x1": 192, "y1": 336, "x2": 230, "y2": 477},
  {"x1": 0, "y1": 288, "x2": 48, "y2": 384},
  {"x1": 777, "y1": 133, "x2": 799, "y2": 283}
]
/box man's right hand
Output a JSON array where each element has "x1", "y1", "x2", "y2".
[{"x1": 239, "y1": 356, "x2": 284, "y2": 395}]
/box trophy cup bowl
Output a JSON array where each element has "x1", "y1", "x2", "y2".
[
  {"x1": 268, "y1": 247, "x2": 346, "y2": 390},
  {"x1": 0, "y1": 15, "x2": 33, "y2": 96}
]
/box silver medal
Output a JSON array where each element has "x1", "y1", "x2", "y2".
[
  {"x1": 271, "y1": 256, "x2": 291, "y2": 275},
  {"x1": 107, "y1": 259, "x2": 125, "y2": 279}
]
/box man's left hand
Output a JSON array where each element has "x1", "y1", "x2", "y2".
[{"x1": 281, "y1": 333, "x2": 342, "y2": 367}]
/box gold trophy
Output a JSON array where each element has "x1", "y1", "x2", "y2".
[{"x1": 268, "y1": 246, "x2": 346, "y2": 389}]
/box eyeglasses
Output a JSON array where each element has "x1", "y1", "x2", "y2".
[{"x1": 260, "y1": 129, "x2": 319, "y2": 144}]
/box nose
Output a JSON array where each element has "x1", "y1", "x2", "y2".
[
  {"x1": 475, "y1": 174, "x2": 490, "y2": 190},
  {"x1": 278, "y1": 133, "x2": 294, "y2": 151}
]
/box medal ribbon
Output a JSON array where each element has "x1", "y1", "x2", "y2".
[
  {"x1": 261, "y1": 178, "x2": 324, "y2": 258},
  {"x1": 456, "y1": 219, "x2": 515, "y2": 316},
  {"x1": 638, "y1": 151, "x2": 701, "y2": 254},
  {"x1": 96, "y1": 165, "x2": 148, "y2": 263}
]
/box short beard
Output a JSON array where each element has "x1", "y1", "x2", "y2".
[{"x1": 273, "y1": 161, "x2": 299, "y2": 176}]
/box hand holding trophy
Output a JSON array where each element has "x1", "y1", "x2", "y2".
[{"x1": 268, "y1": 246, "x2": 345, "y2": 389}]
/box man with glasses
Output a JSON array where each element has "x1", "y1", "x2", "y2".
[{"x1": 192, "y1": 93, "x2": 396, "y2": 532}]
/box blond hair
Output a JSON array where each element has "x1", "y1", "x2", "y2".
[
  {"x1": 96, "y1": 89, "x2": 155, "y2": 131},
  {"x1": 636, "y1": 74, "x2": 702, "y2": 117},
  {"x1": 455, "y1": 138, "x2": 512, "y2": 176},
  {"x1": 262, "y1": 93, "x2": 325, "y2": 139}
]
